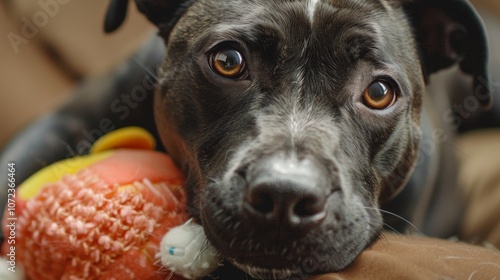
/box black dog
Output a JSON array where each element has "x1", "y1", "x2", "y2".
[
  {"x1": 103, "y1": 0, "x2": 492, "y2": 278},
  {"x1": 0, "y1": 0, "x2": 494, "y2": 279}
]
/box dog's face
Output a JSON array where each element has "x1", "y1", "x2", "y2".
[
  {"x1": 107, "y1": 0, "x2": 490, "y2": 278},
  {"x1": 155, "y1": 0, "x2": 423, "y2": 276}
]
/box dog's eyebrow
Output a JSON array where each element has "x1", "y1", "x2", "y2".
[
  {"x1": 209, "y1": 23, "x2": 283, "y2": 56},
  {"x1": 207, "y1": 21, "x2": 382, "y2": 69},
  {"x1": 342, "y1": 33, "x2": 380, "y2": 63}
]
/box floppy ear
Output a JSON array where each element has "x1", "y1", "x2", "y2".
[
  {"x1": 104, "y1": 0, "x2": 194, "y2": 34},
  {"x1": 404, "y1": 0, "x2": 492, "y2": 108}
]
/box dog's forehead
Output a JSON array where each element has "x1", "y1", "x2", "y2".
[
  {"x1": 185, "y1": 0, "x2": 403, "y2": 50},
  {"x1": 189, "y1": 0, "x2": 394, "y2": 28},
  {"x1": 208, "y1": 0, "x2": 404, "y2": 69}
]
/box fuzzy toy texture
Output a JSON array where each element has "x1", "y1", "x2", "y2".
[{"x1": 2, "y1": 149, "x2": 188, "y2": 280}]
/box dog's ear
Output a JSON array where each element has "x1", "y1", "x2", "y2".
[
  {"x1": 104, "y1": 0, "x2": 193, "y2": 34},
  {"x1": 104, "y1": 0, "x2": 129, "y2": 33},
  {"x1": 403, "y1": 0, "x2": 492, "y2": 107}
]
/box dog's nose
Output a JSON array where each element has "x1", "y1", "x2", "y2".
[{"x1": 243, "y1": 154, "x2": 330, "y2": 232}]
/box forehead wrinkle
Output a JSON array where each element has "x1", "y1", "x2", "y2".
[
  {"x1": 327, "y1": 0, "x2": 385, "y2": 8},
  {"x1": 302, "y1": 20, "x2": 378, "y2": 77}
]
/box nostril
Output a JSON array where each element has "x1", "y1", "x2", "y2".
[
  {"x1": 246, "y1": 189, "x2": 274, "y2": 214},
  {"x1": 294, "y1": 196, "x2": 325, "y2": 217}
]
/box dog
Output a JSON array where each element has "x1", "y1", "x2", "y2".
[
  {"x1": 102, "y1": 0, "x2": 492, "y2": 278},
  {"x1": 0, "y1": 0, "x2": 493, "y2": 279}
]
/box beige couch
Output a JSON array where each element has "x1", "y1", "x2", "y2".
[{"x1": 0, "y1": 0, "x2": 152, "y2": 147}]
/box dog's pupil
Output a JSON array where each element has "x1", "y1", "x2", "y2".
[
  {"x1": 369, "y1": 82, "x2": 388, "y2": 100},
  {"x1": 214, "y1": 50, "x2": 243, "y2": 75},
  {"x1": 363, "y1": 81, "x2": 395, "y2": 109}
]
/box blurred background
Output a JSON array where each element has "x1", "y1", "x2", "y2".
[
  {"x1": 0, "y1": 0, "x2": 499, "y2": 148},
  {"x1": 0, "y1": 0, "x2": 153, "y2": 147}
]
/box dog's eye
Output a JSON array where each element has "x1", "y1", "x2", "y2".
[
  {"x1": 210, "y1": 49, "x2": 247, "y2": 79},
  {"x1": 362, "y1": 81, "x2": 396, "y2": 110}
]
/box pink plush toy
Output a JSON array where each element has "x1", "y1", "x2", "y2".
[{"x1": 1, "y1": 127, "x2": 220, "y2": 280}]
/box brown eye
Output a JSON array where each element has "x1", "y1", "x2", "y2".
[
  {"x1": 362, "y1": 81, "x2": 396, "y2": 110},
  {"x1": 210, "y1": 49, "x2": 246, "y2": 78}
]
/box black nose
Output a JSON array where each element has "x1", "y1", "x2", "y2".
[{"x1": 243, "y1": 154, "x2": 330, "y2": 233}]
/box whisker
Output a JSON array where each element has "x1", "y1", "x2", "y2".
[
  {"x1": 377, "y1": 231, "x2": 391, "y2": 245},
  {"x1": 206, "y1": 177, "x2": 219, "y2": 184},
  {"x1": 377, "y1": 209, "x2": 421, "y2": 234},
  {"x1": 362, "y1": 206, "x2": 421, "y2": 234},
  {"x1": 382, "y1": 222, "x2": 405, "y2": 237},
  {"x1": 131, "y1": 56, "x2": 160, "y2": 83}
]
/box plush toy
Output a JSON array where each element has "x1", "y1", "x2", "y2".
[{"x1": 1, "y1": 127, "x2": 221, "y2": 280}]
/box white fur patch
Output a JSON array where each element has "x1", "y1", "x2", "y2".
[{"x1": 308, "y1": 0, "x2": 320, "y2": 23}]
